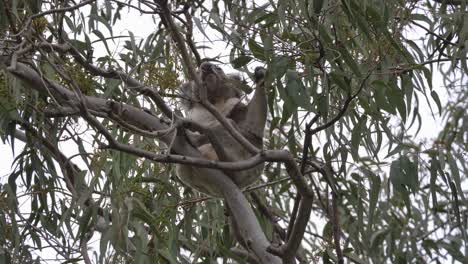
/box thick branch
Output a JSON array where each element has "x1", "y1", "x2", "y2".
[
  {"x1": 2, "y1": 57, "x2": 280, "y2": 263},
  {"x1": 281, "y1": 196, "x2": 313, "y2": 263},
  {"x1": 3, "y1": 60, "x2": 175, "y2": 144},
  {"x1": 37, "y1": 41, "x2": 175, "y2": 118}
]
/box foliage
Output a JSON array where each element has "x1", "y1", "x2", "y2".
[{"x1": 0, "y1": 0, "x2": 466, "y2": 263}]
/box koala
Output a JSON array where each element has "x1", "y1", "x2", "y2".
[{"x1": 176, "y1": 62, "x2": 267, "y2": 197}]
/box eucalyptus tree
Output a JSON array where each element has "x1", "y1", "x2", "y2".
[{"x1": 0, "y1": 0, "x2": 466, "y2": 263}]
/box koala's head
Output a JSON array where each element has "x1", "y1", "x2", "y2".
[
  {"x1": 199, "y1": 62, "x2": 224, "y2": 95},
  {"x1": 179, "y1": 62, "x2": 243, "y2": 110}
]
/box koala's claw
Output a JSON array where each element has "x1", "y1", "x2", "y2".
[{"x1": 254, "y1": 66, "x2": 266, "y2": 82}]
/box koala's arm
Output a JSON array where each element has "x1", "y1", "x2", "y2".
[
  {"x1": 243, "y1": 67, "x2": 267, "y2": 140},
  {"x1": 184, "y1": 118, "x2": 237, "y2": 162}
]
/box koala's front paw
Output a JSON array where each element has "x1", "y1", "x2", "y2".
[{"x1": 254, "y1": 66, "x2": 266, "y2": 83}]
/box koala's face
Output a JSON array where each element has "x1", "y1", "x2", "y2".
[
  {"x1": 179, "y1": 62, "x2": 243, "y2": 109},
  {"x1": 199, "y1": 62, "x2": 225, "y2": 95}
]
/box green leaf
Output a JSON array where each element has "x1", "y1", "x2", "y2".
[
  {"x1": 386, "y1": 80, "x2": 406, "y2": 122},
  {"x1": 370, "y1": 229, "x2": 389, "y2": 252},
  {"x1": 409, "y1": 13, "x2": 432, "y2": 24},
  {"x1": 330, "y1": 71, "x2": 350, "y2": 92},
  {"x1": 390, "y1": 156, "x2": 419, "y2": 193},
  {"x1": 430, "y1": 90, "x2": 442, "y2": 115},
  {"x1": 322, "y1": 221, "x2": 332, "y2": 239},
  {"x1": 231, "y1": 55, "x2": 252, "y2": 68},
  {"x1": 343, "y1": 252, "x2": 367, "y2": 264},
  {"x1": 248, "y1": 39, "x2": 266, "y2": 61},
  {"x1": 128, "y1": 30, "x2": 137, "y2": 60},
  {"x1": 277, "y1": 1, "x2": 287, "y2": 29},
  {"x1": 366, "y1": 170, "x2": 381, "y2": 231},
  {"x1": 210, "y1": 10, "x2": 223, "y2": 29},
  {"x1": 372, "y1": 80, "x2": 395, "y2": 114},
  {"x1": 64, "y1": 16, "x2": 76, "y2": 32},
  {"x1": 277, "y1": 80, "x2": 295, "y2": 124},
  {"x1": 401, "y1": 73, "x2": 413, "y2": 113},
  {"x1": 401, "y1": 155, "x2": 419, "y2": 192},
  {"x1": 338, "y1": 47, "x2": 362, "y2": 77},
  {"x1": 383, "y1": 30, "x2": 415, "y2": 63},
  {"x1": 420, "y1": 66, "x2": 433, "y2": 90},
  {"x1": 366, "y1": 5, "x2": 385, "y2": 30},
  {"x1": 0, "y1": 1, "x2": 8, "y2": 32},
  {"x1": 405, "y1": 40, "x2": 424, "y2": 61},
  {"x1": 78, "y1": 206, "x2": 93, "y2": 240},
  {"x1": 271, "y1": 56, "x2": 290, "y2": 78},
  {"x1": 447, "y1": 152, "x2": 466, "y2": 201},
  {"x1": 287, "y1": 127, "x2": 297, "y2": 155},
  {"x1": 342, "y1": 1, "x2": 371, "y2": 39},
  {"x1": 317, "y1": 93, "x2": 329, "y2": 118},
  {"x1": 193, "y1": 16, "x2": 211, "y2": 41},
  {"x1": 313, "y1": 0, "x2": 324, "y2": 14},
  {"x1": 429, "y1": 158, "x2": 439, "y2": 208},
  {"x1": 285, "y1": 70, "x2": 312, "y2": 109},
  {"x1": 255, "y1": 12, "x2": 277, "y2": 24},
  {"x1": 351, "y1": 116, "x2": 367, "y2": 159},
  {"x1": 90, "y1": 13, "x2": 113, "y2": 36},
  {"x1": 92, "y1": 29, "x2": 112, "y2": 55}
]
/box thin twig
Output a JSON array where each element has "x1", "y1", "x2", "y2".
[{"x1": 310, "y1": 73, "x2": 371, "y2": 135}]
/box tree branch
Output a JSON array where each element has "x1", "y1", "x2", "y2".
[
  {"x1": 157, "y1": 0, "x2": 260, "y2": 155},
  {"x1": 2, "y1": 56, "x2": 282, "y2": 263},
  {"x1": 432, "y1": 0, "x2": 467, "y2": 5},
  {"x1": 36, "y1": 41, "x2": 176, "y2": 119},
  {"x1": 310, "y1": 73, "x2": 371, "y2": 135},
  {"x1": 332, "y1": 191, "x2": 343, "y2": 264}
]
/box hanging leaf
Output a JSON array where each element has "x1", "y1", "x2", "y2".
[
  {"x1": 248, "y1": 39, "x2": 266, "y2": 61},
  {"x1": 231, "y1": 55, "x2": 252, "y2": 68},
  {"x1": 430, "y1": 90, "x2": 442, "y2": 115}
]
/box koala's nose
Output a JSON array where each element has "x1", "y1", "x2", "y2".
[{"x1": 200, "y1": 62, "x2": 214, "y2": 73}]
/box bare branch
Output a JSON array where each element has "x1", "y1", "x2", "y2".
[
  {"x1": 332, "y1": 191, "x2": 344, "y2": 264},
  {"x1": 281, "y1": 196, "x2": 313, "y2": 263},
  {"x1": 80, "y1": 236, "x2": 92, "y2": 264}
]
